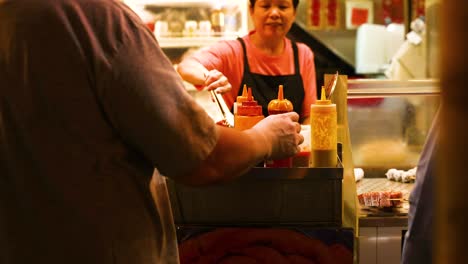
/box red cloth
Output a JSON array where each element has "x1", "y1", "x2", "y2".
[{"x1": 179, "y1": 228, "x2": 353, "y2": 264}]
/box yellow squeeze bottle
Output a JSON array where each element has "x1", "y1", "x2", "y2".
[{"x1": 310, "y1": 86, "x2": 337, "y2": 167}]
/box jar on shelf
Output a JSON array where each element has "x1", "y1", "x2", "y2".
[{"x1": 210, "y1": 8, "x2": 225, "y2": 34}]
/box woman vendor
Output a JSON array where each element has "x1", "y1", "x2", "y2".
[{"x1": 177, "y1": 0, "x2": 317, "y2": 124}]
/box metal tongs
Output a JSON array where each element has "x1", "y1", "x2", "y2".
[
  {"x1": 210, "y1": 90, "x2": 234, "y2": 127},
  {"x1": 324, "y1": 71, "x2": 339, "y2": 99}
]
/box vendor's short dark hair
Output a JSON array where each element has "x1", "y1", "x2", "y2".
[{"x1": 249, "y1": 0, "x2": 299, "y2": 9}]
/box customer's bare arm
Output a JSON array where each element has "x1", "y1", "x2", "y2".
[{"x1": 175, "y1": 112, "x2": 303, "y2": 186}]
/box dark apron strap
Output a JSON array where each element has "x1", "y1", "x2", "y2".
[
  {"x1": 237, "y1": 37, "x2": 251, "y2": 73},
  {"x1": 292, "y1": 40, "x2": 300, "y2": 75}
]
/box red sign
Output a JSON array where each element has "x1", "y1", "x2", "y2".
[{"x1": 351, "y1": 8, "x2": 369, "y2": 26}]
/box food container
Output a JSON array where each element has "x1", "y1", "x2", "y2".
[
  {"x1": 198, "y1": 20, "x2": 212, "y2": 36},
  {"x1": 154, "y1": 20, "x2": 169, "y2": 37},
  {"x1": 210, "y1": 8, "x2": 225, "y2": 34},
  {"x1": 293, "y1": 125, "x2": 312, "y2": 167},
  {"x1": 183, "y1": 20, "x2": 197, "y2": 37}
]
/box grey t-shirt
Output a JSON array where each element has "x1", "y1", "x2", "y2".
[
  {"x1": 0, "y1": 0, "x2": 217, "y2": 263},
  {"x1": 401, "y1": 108, "x2": 439, "y2": 264}
]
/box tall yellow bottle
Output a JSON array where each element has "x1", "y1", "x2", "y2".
[{"x1": 310, "y1": 86, "x2": 337, "y2": 167}]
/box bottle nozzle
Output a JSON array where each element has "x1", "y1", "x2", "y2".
[
  {"x1": 242, "y1": 84, "x2": 248, "y2": 97},
  {"x1": 316, "y1": 86, "x2": 331, "y2": 105},
  {"x1": 236, "y1": 84, "x2": 251, "y2": 104},
  {"x1": 320, "y1": 86, "x2": 326, "y2": 101},
  {"x1": 278, "y1": 85, "x2": 284, "y2": 100},
  {"x1": 247, "y1": 87, "x2": 253, "y2": 101}
]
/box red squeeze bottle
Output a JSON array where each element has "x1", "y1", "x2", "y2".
[
  {"x1": 265, "y1": 85, "x2": 294, "y2": 168},
  {"x1": 234, "y1": 84, "x2": 249, "y2": 115},
  {"x1": 234, "y1": 88, "x2": 264, "y2": 131}
]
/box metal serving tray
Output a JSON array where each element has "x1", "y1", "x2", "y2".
[{"x1": 167, "y1": 166, "x2": 343, "y2": 227}]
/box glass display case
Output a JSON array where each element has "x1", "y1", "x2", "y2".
[
  {"x1": 124, "y1": 0, "x2": 249, "y2": 48},
  {"x1": 346, "y1": 79, "x2": 440, "y2": 176},
  {"x1": 346, "y1": 79, "x2": 439, "y2": 264}
]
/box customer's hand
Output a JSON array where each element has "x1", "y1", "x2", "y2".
[
  {"x1": 204, "y1": 69, "x2": 232, "y2": 94},
  {"x1": 249, "y1": 112, "x2": 303, "y2": 160}
]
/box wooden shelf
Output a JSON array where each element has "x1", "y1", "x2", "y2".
[
  {"x1": 156, "y1": 35, "x2": 240, "y2": 48},
  {"x1": 125, "y1": 0, "x2": 239, "y2": 8}
]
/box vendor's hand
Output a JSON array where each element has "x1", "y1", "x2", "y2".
[
  {"x1": 204, "y1": 69, "x2": 232, "y2": 94},
  {"x1": 250, "y1": 112, "x2": 303, "y2": 160}
]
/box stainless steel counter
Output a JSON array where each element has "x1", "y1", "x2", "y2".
[{"x1": 359, "y1": 216, "x2": 408, "y2": 227}]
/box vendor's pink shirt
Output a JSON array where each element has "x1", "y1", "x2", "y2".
[{"x1": 192, "y1": 32, "x2": 317, "y2": 118}]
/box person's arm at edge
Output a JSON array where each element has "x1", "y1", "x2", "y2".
[{"x1": 174, "y1": 112, "x2": 303, "y2": 186}]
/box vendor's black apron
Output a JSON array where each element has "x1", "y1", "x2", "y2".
[{"x1": 237, "y1": 38, "x2": 305, "y2": 118}]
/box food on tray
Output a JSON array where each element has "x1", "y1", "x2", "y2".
[
  {"x1": 358, "y1": 191, "x2": 403, "y2": 208},
  {"x1": 386, "y1": 167, "x2": 416, "y2": 183},
  {"x1": 178, "y1": 228, "x2": 353, "y2": 264}
]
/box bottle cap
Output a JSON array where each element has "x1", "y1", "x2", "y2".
[
  {"x1": 316, "y1": 86, "x2": 332, "y2": 105},
  {"x1": 236, "y1": 84, "x2": 250, "y2": 103},
  {"x1": 267, "y1": 85, "x2": 293, "y2": 114},
  {"x1": 237, "y1": 88, "x2": 262, "y2": 116}
]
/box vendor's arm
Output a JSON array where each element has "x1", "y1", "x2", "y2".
[
  {"x1": 178, "y1": 57, "x2": 232, "y2": 93},
  {"x1": 177, "y1": 57, "x2": 209, "y2": 88}
]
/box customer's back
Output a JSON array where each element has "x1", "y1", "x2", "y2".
[{"x1": 0, "y1": 0, "x2": 177, "y2": 263}]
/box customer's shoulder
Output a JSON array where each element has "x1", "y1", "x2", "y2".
[
  {"x1": 2, "y1": 0, "x2": 114, "y2": 11},
  {"x1": 1, "y1": 0, "x2": 128, "y2": 22},
  {"x1": 24, "y1": 0, "x2": 130, "y2": 18}
]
